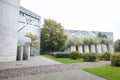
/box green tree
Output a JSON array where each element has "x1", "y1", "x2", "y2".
[
  {"x1": 97, "y1": 32, "x2": 107, "y2": 38},
  {"x1": 41, "y1": 19, "x2": 67, "y2": 53},
  {"x1": 25, "y1": 32, "x2": 39, "y2": 53},
  {"x1": 114, "y1": 39, "x2": 120, "y2": 52}
]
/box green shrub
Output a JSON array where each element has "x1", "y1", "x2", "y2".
[
  {"x1": 79, "y1": 53, "x2": 83, "y2": 58},
  {"x1": 83, "y1": 53, "x2": 96, "y2": 62},
  {"x1": 102, "y1": 52, "x2": 111, "y2": 61},
  {"x1": 111, "y1": 53, "x2": 120, "y2": 66},
  {"x1": 53, "y1": 52, "x2": 70, "y2": 58},
  {"x1": 96, "y1": 54, "x2": 104, "y2": 60},
  {"x1": 70, "y1": 51, "x2": 80, "y2": 59}
]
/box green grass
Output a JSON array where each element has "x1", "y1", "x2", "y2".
[
  {"x1": 83, "y1": 66, "x2": 120, "y2": 80},
  {"x1": 42, "y1": 55, "x2": 83, "y2": 64}
]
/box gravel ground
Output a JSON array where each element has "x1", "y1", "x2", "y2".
[{"x1": 0, "y1": 61, "x2": 110, "y2": 79}]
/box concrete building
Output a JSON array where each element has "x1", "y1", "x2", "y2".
[
  {"x1": 0, "y1": 0, "x2": 20, "y2": 62},
  {"x1": 64, "y1": 29, "x2": 114, "y2": 53},
  {"x1": 18, "y1": 7, "x2": 41, "y2": 56},
  {"x1": 64, "y1": 29, "x2": 113, "y2": 40}
]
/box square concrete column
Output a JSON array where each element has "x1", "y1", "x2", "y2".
[
  {"x1": 108, "y1": 44, "x2": 114, "y2": 53},
  {"x1": 102, "y1": 44, "x2": 108, "y2": 53},
  {"x1": 90, "y1": 45, "x2": 96, "y2": 53},
  {"x1": 23, "y1": 44, "x2": 30, "y2": 60},
  {"x1": 96, "y1": 44, "x2": 102, "y2": 53},
  {"x1": 17, "y1": 46, "x2": 23, "y2": 61},
  {"x1": 70, "y1": 46, "x2": 76, "y2": 52},
  {"x1": 78, "y1": 45, "x2": 83, "y2": 53},
  {"x1": 83, "y1": 45, "x2": 89, "y2": 53},
  {"x1": 0, "y1": 0, "x2": 20, "y2": 62}
]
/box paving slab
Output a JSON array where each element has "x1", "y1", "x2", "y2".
[
  {"x1": 2, "y1": 69, "x2": 106, "y2": 80},
  {"x1": 0, "y1": 56, "x2": 61, "y2": 70}
]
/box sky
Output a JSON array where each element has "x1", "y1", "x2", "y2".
[{"x1": 20, "y1": 0, "x2": 120, "y2": 41}]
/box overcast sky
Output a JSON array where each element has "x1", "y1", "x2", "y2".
[{"x1": 20, "y1": 0, "x2": 120, "y2": 41}]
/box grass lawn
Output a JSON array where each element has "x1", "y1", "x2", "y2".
[
  {"x1": 42, "y1": 55, "x2": 83, "y2": 64},
  {"x1": 83, "y1": 66, "x2": 120, "y2": 80}
]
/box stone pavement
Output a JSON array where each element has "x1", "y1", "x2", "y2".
[
  {"x1": 0, "y1": 60, "x2": 110, "y2": 80},
  {"x1": 2, "y1": 69, "x2": 107, "y2": 80},
  {"x1": 0, "y1": 56, "x2": 61, "y2": 70}
]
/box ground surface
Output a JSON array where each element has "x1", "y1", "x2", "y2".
[
  {"x1": 2, "y1": 69, "x2": 107, "y2": 80},
  {"x1": 0, "y1": 56, "x2": 61, "y2": 70},
  {"x1": 83, "y1": 66, "x2": 120, "y2": 80},
  {"x1": 0, "y1": 56, "x2": 110, "y2": 80}
]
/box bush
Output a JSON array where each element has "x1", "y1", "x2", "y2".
[
  {"x1": 111, "y1": 53, "x2": 120, "y2": 66},
  {"x1": 79, "y1": 53, "x2": 83, "y2": 58},
  {"x1": 83, "y1": 53, "x2": 96, "y2": 62},
  {"x1": 96, "y1": 54, "x2": 104, "y2": 60},
  {"x1": 102, "y1": 52, "x2": 111, "y2": 61},
  {"x1": 53, "y1": 52, "x2": 70, "y2": 58},
  {"x1": 70, "y1": 51, "x2": 80, "y2": 59}
]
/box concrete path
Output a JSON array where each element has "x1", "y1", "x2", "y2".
[
  {"x1": 2, "y1": 69, "x2": 106, "y2": 80},
  {"x1": 0, "y1": 56, "x2": 61, "y2": 70},
  {"x1": 0, "y1": 56, "x2": 110, "y2": 80}
]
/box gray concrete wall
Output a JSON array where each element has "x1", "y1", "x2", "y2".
[{"x1": 0, "y1": 0, "x2": 20, "y2": 62}]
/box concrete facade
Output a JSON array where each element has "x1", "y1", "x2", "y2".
[
  {"x1": 18, "y1": 7, "x2": 41, "y2": 56},
  {"x1": 0, "y1": 0, "x2": 20, "y2": 62}
]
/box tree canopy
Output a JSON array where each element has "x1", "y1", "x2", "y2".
[
  {"x1": 114, "y1": 39, "x2": 120, "y2": 52},
  {"x1": 25, "y1": 32, "x2": 39, "y2": 49},
  {"x1": 41, "y1": 19, "x2": 67, "y2": 53}
]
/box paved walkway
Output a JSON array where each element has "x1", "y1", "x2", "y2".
[
  {"x1": 0, "y1": 56, "x2": 61, "y2": 70},
  {"x1": 0, "y1": 60, "x2": 110, "y2": 80},
  {"x1": 2, "y1": 69, "x2": 106, "y2": 80}
]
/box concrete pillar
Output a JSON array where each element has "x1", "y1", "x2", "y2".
[
  {"x1": 102, "y1": 44, "x2": 108, "y2": 53},
  {"x1": 108, "y1": 44, "x2": 114, "y2": 53},
  {"x1": 70, "y1": 46, "x2": 76, "y2": 52},
  {"x1": 17, "y1": 46, "x2": 23, "y2": 61},
  {"x1": 90, "y1": 45, "x2": 96, "y2": 53},
  {"x1": 23, "y1": 44, "x2": 30, "y2": 60},
  {"x1": 83, "y1": 45, "x2": 89, "y2": 53},
  {"x1": 78, "y1": 45, "x2": 83, "y2": 53},
  {"x1": 0, "y1": 0, "x2": 20, "y2": 62},
  {"x1": 96, "y1": 44, "x2": 102, "y2": 53}
]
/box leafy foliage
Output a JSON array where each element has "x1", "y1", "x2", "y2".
[
  {"x1": 70, "y1": 51, "x2": 80, "y2": 59},
  {"x1": 97, "y1": 32, "x2": 107, "y2": 38},
  {"x1": 102, "y1": 52, "x2": 111, "y2": 61},
  {"x1": 25, "y1": 32, "x2": 39, "y2": 49},
  {"x1": 83, "y1": 53, "x2": 96, "y2": 62},
  {"x1": 41, "y1": 19, "x2": 67, "y2": 53},
  {"x1": 114, "y1": 39, "x2": 120, "y2": 52},
  {"x1": 52, "y1": 52, "x2": 70, "y2": 58},
  {"x1": 111, "y1": 53, "x2": 120, "y2": 66},
  {"x1": 96, "y1": 54, "x2": 104, "y2": 60}
]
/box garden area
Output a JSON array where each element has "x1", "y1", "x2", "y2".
[
  {"x1": 43, "y1": 52, "x2": 120, "y2": 80},
  {"x1": 43, "y1": 51, "x2": 111, "y2": 64},
  {"x1": 41, "y1": 19, "x2": 120, "y2": 80},
  {"x1": 82, "y1": 52, "x2": 120, "y2": 80}
]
